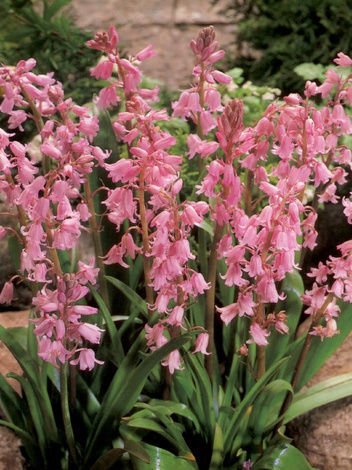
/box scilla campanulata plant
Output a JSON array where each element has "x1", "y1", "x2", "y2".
[{"x1": 0, "y1": 23, "x2": 352, "y2": 469}]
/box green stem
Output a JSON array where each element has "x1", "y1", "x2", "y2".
[
  {"x1": 83, "y1": 179, "x2": 110, "y2": 309},
  {"x1": 139, "y1": 167, "x2": 154, "y2": 318},
  {"x1": 205, "y1": 222, "x2": 224, "y2": 382},
  {"x1": 60, "y1": 362, "x2": 79, "y2": 467}
]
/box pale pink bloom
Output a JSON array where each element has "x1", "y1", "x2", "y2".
[
  {"x1": 79, "y1": 116, "x2": 99, "y2": 142},
  {"x1": 29, "y1": 263, "x2": 48, "y2": 283},
  {"x1": 145, "y1": 323, "x2": 168, "y2": 349},
  {"x1": 136, "y1": 44, "x2": 156, "y2": 61},
  {"x1": 77, "y1": 323, "x2": 104, "y2": 344},
  {"x1": 161, "y1": 350, "x2": 184, "y2": 374},
  {"x1": 7, "y1": 110, "x2": 27, "y2": 131},
  {"x1": 67, "y1": 305, "x2": 98, "y2": 321},
  {"x1": 105, "y1": 159, "x2": 137, "y2": 183},
  {"x1": 337, "y1": 240, "x2": 352, "y2": 255},
  {"x1": 41, "y1": 141, "x2": 62, "y2": 160},
  {"x1": 193, "y1": 333, "x2": 210, "y2": 355},
  {"x1": 200, "y1": 110, "x2": 216, "y2": 135},
  {"x1": 248, "y1": 323, "x2": 270, "y2": 346},
  {"x1": 256, "y1": 276, "x2": 280, "y2": 303},
  {"x1": 77, "y1": 257, "x2": 99, "y2": 285},
  {"x1": 247, "y1": 254, "x2": 264, "y2": 277},
  {"x1": 317, "y1": 69, "x2": 340, "y2": 98},
  {"x1": 190, "y1": 272, "x2": 210, "y2": 295},
  {"x1": 216, "y1": 302, "x2": 240, "y2": 325},
  {"x1": 237, "y1": 292, "x2": 256, "y2": 316},
  {"x1": 70, "y1": 348, "x2": 104, "y2": 370},
  {"x1": 334, "y1": 52, "x2": 352, "y2": 67},
  {"x1": 38, "y1": 338, "x2": 70, "y2": 366},
  {"x1": 96, "y1": 86, "x2": 119, "y2": 110},
  {"x1": 180, "y1": 204, "x2": 203, "y2": 226},
  {"x1": 165, "y1": 306, "x2": 184, "y2": 327},
  {"x1": 307, "y1": 262, "x2": 330, "y2": 284},
  {"x1": 77, "y1": 202, "x2": 91, "y2": 222},
  {"x1": 186, "y1": 134, "x2": 219, "y2": 160},
  {"x1": 221, "y1": 263, "x2": 248, "y2": 287},
  {"x1": 169, "y1": 239, "x2": 195, "y2": 263},
  {"x1": 121, "y1": 232, "x2": 139, "y2": 259},
  {"x1": 90, "y1": 60, "x2": 114, "y2": 80},
  {"x1": 16, "y1": 156, "x2": 38, "y2": 185},
  {"x1": 211, "y1": 70, "x2": 232, "y2": 84},
  {"x1": 0, "y1": 281, "x2": 14, "y2": 305},
  {"x1": 342, "y1": 197, "x2": 352, "y2": 223},
  {"x1": 204, "y1": 88, "x2": 223, "y2": 112},
  {"x1": 15, "y1": 176, "x2": 46, "y2": 210},
  {"x1": 31, "y1": 314, "x2": 57, "y2": 337},
  {"x1": 275, "y1": 321, "x2": 289, "y2": 335}
]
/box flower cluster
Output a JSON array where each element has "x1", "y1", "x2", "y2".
[
  {"x1": 0, "y1": 57, "x2": 106, "y2": 369},
  {"x1": 1, "y1": 24, "x2": 352, "y2": 376}
]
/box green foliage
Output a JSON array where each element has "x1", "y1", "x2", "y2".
[
  {"x1": 217, "y1": 0, "x2": 352, "y2": 94},
  {"x1": 0, "y1": 0, "x2": 100, "y2": 104}
]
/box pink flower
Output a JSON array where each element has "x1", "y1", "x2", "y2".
[
  {"x1": 70, "y1": 348, "x2": 104, "y2": 371},
  {"x1": 0, "y1": 281, "x2": 14, "y2": 305},
  {"x1": 216, "y1": 302, "x2": 240, "y2": 325},
  {"x1": 334, "y1": 52, "x2": 352, "y2": 67},
  {"x1": 211, "y1": 70, "x2": 232, "y2": 84},
  {"x1": 161, "y1": 350, "x2": 184, "y2": 374},
  {"x1": 96, "y1": 87, "x2": 119, "y2": 110},
  {"x1": 90, "y1": 60, "x2": 114, "y2": 80},
  {"x1": 192, "y1": 333, "x2": 210, "y2": 355},
  {"x1": 136, "y1": 44, "x2": 156, "y2": 61},
  {"x1": 78, "y1": 116, "x2": 99, "y2": 142},
  {"x1": 38, "y1": 338, "x2": 70, "y2": 366},
  {"x1": 248, "y1": 323, "x2": 270, "y2": 346},
  {"x1": 77, "y1": 323, "x2": 104, "y2": 344}
]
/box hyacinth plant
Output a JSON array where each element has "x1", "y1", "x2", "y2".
[{"x1": 0, "y1": 24, "x2": 352, "y2": 470}]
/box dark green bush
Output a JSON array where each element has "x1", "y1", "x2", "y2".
[
  {"x1": 217, "y1": 0, "x2": 352, "y2": 95},
  {"x1": 0, "y1": 0, "x2": 100, "y2": 104}
]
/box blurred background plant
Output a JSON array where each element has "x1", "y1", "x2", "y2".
[
  {"x1": 0, "y1": 0, "x2": 101, "y2": 105},
  {"x1": 213, "y1": 0, "x2": 352, "y2": 96}
]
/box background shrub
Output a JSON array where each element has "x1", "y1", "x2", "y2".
[{"x1": 217, "y1": 0, "x2": 352, "y2": 95}]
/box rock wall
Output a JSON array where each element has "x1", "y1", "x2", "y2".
[{"x1": 71, "y1": 0, "x2": 239, "y2": 88}]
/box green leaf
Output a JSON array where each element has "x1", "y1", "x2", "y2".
[
  {"x1": 0, "y1": 326, "x2": 58, "y2": 440},
  {"x1": 222, "y1": 357, "x2": 289, "y2": 456},
  {"x1": 183, "y1": 352, "x2": 216, "y2": 442},
  {"x1": 83, "y1": 333, "x2": 192, "y2": 467},
  {"x1": 106, "y1": 276, "x2": 148, "y2": 318},
  {"x1": 89, "y1": 284, "x2": 124, "y2": 365},
  {"x1": 0, "y1": 372, "x2": 27, "y2": 429},
  {"x1": 296, "y1": 301, "x2": 352, "y2": 389},
  {"x1": 90, "y1": 439, "x2": 150, "y2": 470},
  {"x1": 43, "y1": 0, "x2": 72, "y2": 20},
  {"x1": 7, "y1": 372, "x2": 48, "y2": 462},
  {"x1": 130, "y1": 443, "x2": 198, "y2": 470},
  {"x1": 90, "y1": 448, "x2": 125, "y2": 470},
  {"x1": 293, "y1": 63, "x2": 326, "y2": 81},
  {"x1": 284, "y1": 373, "x2": 352, "y2": 423},
  {"x1": 252, "y1": 442, "x2": 316, "y2": 470},
  {"x1": 248, "y1": 380, "x2": 293, "y2": 443}
]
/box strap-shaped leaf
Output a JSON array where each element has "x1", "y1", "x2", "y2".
[
  {"x1": 252, "y1": 442, "x2": 316, "y2": 470},
  {"x1": 223, "y1": 357, "x2": 289, "y2": 455},
  {"x1": 284, "y1": 372, "x2": 352, "y2": 423},
  {"x1": 83, "y1": 333, "x2": 192, "y2": 466}
]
